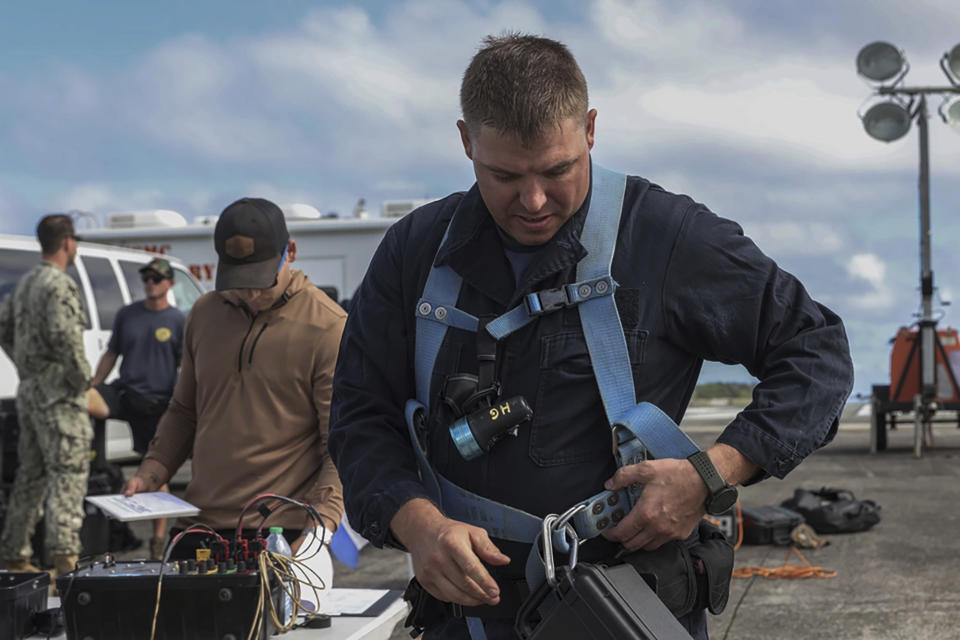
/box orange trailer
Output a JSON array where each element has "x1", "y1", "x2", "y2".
[{"x1": 870, "y1": 325, "x2": 960, "y2": 452}]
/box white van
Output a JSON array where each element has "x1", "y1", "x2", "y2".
[{"x1": 0, "y1": 235, "x2": 206, "y2": 463}]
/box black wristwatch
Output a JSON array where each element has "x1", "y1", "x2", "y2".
[{"x1": 687, "y1": 451, "x2": 739, "y2": 516}]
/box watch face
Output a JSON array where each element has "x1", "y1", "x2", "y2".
[{"x1": 707, "y1": 486, "x2": 739, "y2": 515}]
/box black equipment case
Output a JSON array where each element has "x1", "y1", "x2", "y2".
[
  {"x1": 0, "y1": 571, "x2": 49, "y2": 640},
  {"x1": 515, "y1": 562, "x2": 691, "y2": 640},
  {"x1": 741, "y1": 505, "x2": 804, "y2": 546},
  {"x1": 57, "y1": 560, "x2": 278, "y2": 640}
]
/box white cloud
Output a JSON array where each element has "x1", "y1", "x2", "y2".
[
  {"x1": 581, "y1": 0, "x2": 960, "y2": 175},
  {"x1": 846, "y1": 253, "x2": 895, "y2": 309},
  {"x1": 52, "y1": 184, "x2": 167, "y2": 217}
]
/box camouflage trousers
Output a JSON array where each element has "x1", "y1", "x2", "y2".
[{"x1": 0, "y1": 393, "x2": 91, "y2": 560}]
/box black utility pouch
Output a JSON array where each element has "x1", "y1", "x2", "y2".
[
  {"x1": 621, "y1": 539, "x2": 696, "y2": 617},
  {"x1": 689, "y1": 520, "x2": 734, "y2": 614},
  {"x1": 622, "y1": 520, "x2": 734, "y2": 617}
]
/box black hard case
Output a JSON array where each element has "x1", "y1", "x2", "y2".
[
  {"x1": 0, "y1": 571, "x2": 49, "y2": 640},
  {"x1": 741, "y1": 505, "x2": 804, "y2": 545},
  {"x1": 515, "y1": 563, "x2": 692, "y2": 640}
]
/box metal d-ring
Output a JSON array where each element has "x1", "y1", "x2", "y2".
[
  {"x1": 553, "y1": 504, "x2": 585, "y2": 572},
  {"x1": 539, "y1": 514, "x2": 559, "y2": 587},
  {"x1": 555, "y1": 502, "x2": 587, "y2": 533},
  {"x1": 539, "y1": 506, "x2": 586, "y2": 588}
]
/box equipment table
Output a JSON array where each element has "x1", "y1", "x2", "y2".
[{"x1": 41, "y1": 589, "x2": 409, "y2": 640}]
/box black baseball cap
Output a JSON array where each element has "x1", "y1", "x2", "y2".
[
  {"x1": 138, "y1": 257, "x2": 173, "y2": 280},
  {"x1": 214, "y1": 198, "x2": 290, "y2": 291}
]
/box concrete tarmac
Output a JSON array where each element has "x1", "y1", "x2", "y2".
[{"x1": 127, "y1": 411, "x2": 960, "y2": 639}]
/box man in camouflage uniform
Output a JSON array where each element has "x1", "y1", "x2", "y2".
[{"x1": 0, "y1": 214, "x2": 91, "y2": 576}]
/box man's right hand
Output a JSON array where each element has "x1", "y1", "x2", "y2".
[
  {"x1": 122, "y1": 475, "x2": 150, "y2": 497},
  {"x1": 123, "y1": 458, "x2": 169, "y2": 497},
  {"x1": 391, "y1": 498, "x2": 511, "y2": 607}
]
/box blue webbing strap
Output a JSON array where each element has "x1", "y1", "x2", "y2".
[
  {"x1": 568, "y1": 165, "x2": 706, "y2": 540},
  {"x1": 417, "y1": 297, "x2": 480, "y2": 333},
  {"x1": 465, "y1": 617, "x2": 487, "y2": 640},
  {"x1": 575, "y1": 165, "x2": 635, "y2": 424},
  {"x1": 414, "y1": 261, "x2": 472, "y2": 406},
  {"x1": 405, "y1": 400, "x2": 544, "y2": 542},
  {"x1": 569, "y1": 403, "x2": 701, "y2": 539},
  {"x1": 485, "y1": 276, "x2": 617, "y2": 341},
  {"x1": 404, "y1": 400, "x2": 442, "y2": 507}
]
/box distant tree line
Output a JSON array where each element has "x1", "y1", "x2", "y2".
[{"x1": 692, "y1": 382, "x2": 755, "y2": 400}]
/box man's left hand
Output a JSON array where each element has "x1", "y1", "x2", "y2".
[{"x1": 600, "y1": 457, "x2": 708, "y2": 551}]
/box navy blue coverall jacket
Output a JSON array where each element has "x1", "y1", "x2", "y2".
[{"x1": 329, "y1": 172, "x2": 854, "y2": 569}]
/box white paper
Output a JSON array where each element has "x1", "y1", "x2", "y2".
[
  {"x1": 315, "y1": 588, "x2": 390, "y2": 615},
  {"x1": 85, "y1": 492, "x2": 200, "y2": 522}
]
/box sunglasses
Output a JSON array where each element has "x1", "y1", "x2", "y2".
[{"x1": 141, "y1": 273, "x2": 165, "y2": 284}]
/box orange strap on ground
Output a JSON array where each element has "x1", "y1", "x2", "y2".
[
  {"x1": 733, "y1": 499, "x2": 743, "y2": 550},
  {"x1": 732, "y1": 546, "x2": 837, "y2": 579}
]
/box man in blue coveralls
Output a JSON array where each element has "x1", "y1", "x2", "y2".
[{"x1": 329, "y1": 34, "x2": 853, "y2": 639}]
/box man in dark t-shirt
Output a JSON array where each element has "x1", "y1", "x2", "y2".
[{"x1": 88, "y1": 257, "x2": 186, "y2": 559}]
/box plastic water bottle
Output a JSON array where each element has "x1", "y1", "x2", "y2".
[{"x1": 266, "y1": 526, "x2": 295, "y2": 625}]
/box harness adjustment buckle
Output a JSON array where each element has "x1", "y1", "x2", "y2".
[{"x1": 525, "y1": 287, "x2": 571, "y2": 316}]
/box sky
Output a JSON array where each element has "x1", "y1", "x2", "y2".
[{"x1": 2, "y1": 0, "x2": 960, "y2": 396}]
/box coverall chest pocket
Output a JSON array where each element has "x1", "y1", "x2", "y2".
[{"x1": 529, "y1": 329, "x2": 648, "y2": 466}]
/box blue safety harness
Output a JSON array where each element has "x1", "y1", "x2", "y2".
[{"x1": 404, "y1": 163, "x2": 702, "y2": 639}]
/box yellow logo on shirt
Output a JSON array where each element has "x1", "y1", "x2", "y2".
[{"x1": 155, "y1": 327, "x2": 172, "y2": 342}]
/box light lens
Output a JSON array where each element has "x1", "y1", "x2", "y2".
[
  {"x1": 862, "y1": 101, "x2": 912, "y2": 142},
  {"x1": 945, "y1": 98, "x2": 960, "y2": 134},
  {"x1": 948, "y1": 44, "x2": 960, "y2": 80},
  {"x1": 856, "y1": 41, "x2": 905, "y2": 82}
]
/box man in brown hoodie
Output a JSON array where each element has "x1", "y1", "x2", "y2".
[{"x1": 124, "y1": 198, "x2": 345, "y2": 568}]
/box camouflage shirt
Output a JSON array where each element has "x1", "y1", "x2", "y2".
[{"x1": 0, "y1": 261, "x2": 90, "y2": 408}]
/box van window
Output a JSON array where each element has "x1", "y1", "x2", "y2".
[
  {"x1": 171, "y1": 267, "x2": 204, "y2": 313},
  {"x1": 82, "y1": 256, "x2": 124, "y2": 330},
  {"x1": 0, "y1": 248, "x2": 91, "y2": 329},
  {"x1": 118, "y1": 260, "x2": 146, "y2": 301},
  {"x1": 0, "y1": 248, "x2": 39, "y2": 303}
]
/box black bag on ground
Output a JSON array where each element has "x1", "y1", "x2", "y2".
[
  {"x1": 740, "y1": 505, "x2": 804, "y2": 545},
  {"x1": 781, "y1": 487, "x2": 881, "y2": 534}
]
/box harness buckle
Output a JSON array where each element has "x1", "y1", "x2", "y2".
[{"x1": 525, "y1": 287, "x2": 570, "y2": 316}]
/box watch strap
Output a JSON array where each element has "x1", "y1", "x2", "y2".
[{"x1": 687, "y1": 450, "x2": 726, "y2": 495}]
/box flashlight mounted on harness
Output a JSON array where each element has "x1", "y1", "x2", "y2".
[{"x1": 449, "y1": 395, "x2": 533, "y2": 460}]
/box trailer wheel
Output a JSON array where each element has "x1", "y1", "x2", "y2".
[{"x1": 871, "y1": 385, "x2": 890, "y2": 452}]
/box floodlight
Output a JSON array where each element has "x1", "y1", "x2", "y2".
[
  {"x1": 857, "y1": 41, "x2": 906, "y2": 83},
  {"x1": 861, "y1": 101, "x2": 912, "y2": 142},
  {"x1": 946, "y1": 44, "x2": 960, "y2": 81},
  {"x1": 944, "y1": 98, "x2": 960, "y2": 134}
]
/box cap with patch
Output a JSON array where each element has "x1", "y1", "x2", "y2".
[
  {"x1": 214, "y1": 198, "x2": 290, "y2": 290},
  {"x1": 138, "y1": 257, "x2": 173, "y2": 280}
]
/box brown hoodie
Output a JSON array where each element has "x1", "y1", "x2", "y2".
[{"x1": 144, "y1": 269, "x2": 345, "y2": 532}]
